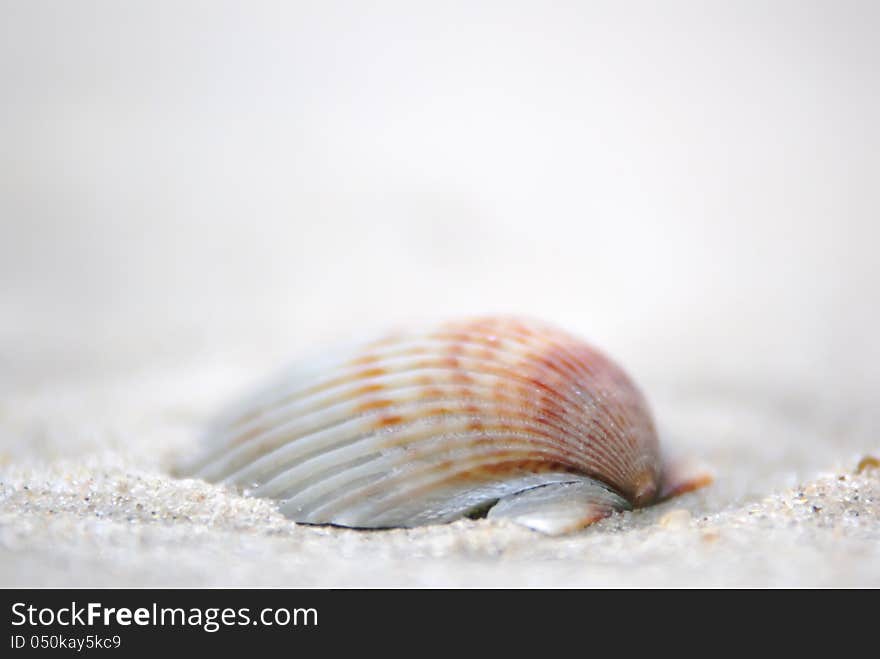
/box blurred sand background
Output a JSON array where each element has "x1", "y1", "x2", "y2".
[{"x1": 1, "y1": 1, "x2": 878, "y2": 586}]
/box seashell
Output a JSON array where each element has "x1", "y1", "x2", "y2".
[{"x1": 176, "y1": 316, "x2": 711, "y2": 534}]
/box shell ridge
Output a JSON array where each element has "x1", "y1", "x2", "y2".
[
  {"x1": 217, "y1": 373, "x2": 579, "y2": 457},
  {"x1": 421, "y1": 326, "x2": 649, "y2": 495},
  {"x1": 245, "y1": 416, "x2": 600, "y2": 501},
  {"x1": 221, "y1": 398, "x2": 622, "y2": 494},
  {"x1": 275, "y1": 436, "x2": 575, "y2": 521},
  {"x1": 195, "y1": 363, "x2": 632, "y2": 490},
  {"x1": 526, "y1": 338, "x2": 656, "y2": 498},
  {"x1": 511, "y1": 336, "x2": 645, "y2": 495},
  {"x1": 215, "y1": 338, "x2": 382, "y2": 430},
  {"x1": 223, "y1": 333, "x2": 602, "y2": 437},
  {"x1": 246, "y1": 346, "x2": 625, "y2": 490},
  {"x1": 304, "y1": 447, "x2": 589, "y2": 525}
]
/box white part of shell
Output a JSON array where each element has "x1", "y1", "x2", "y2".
[{"x1": 487, "y1": 479, "x2": 630, "y2": 534}]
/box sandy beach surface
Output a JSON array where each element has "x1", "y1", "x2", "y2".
[
  {"x1": 1, "y1": 344, "x2": 878, "y2": 587},
  {"x1": 2, "y1": 2, "x2": 878, "y2": 587}
]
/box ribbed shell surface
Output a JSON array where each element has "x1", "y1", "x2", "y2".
[{"x1": 179, "y1": 317, "x2": 662, "y2": 528}]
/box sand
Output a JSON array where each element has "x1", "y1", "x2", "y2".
[{"x1": 1, "y1": 356, "x2": 877, "y2": 588}]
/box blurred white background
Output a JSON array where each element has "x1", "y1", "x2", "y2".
[{"x1": 2, "y1": 1, "x2": 878, "y2": 398}]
